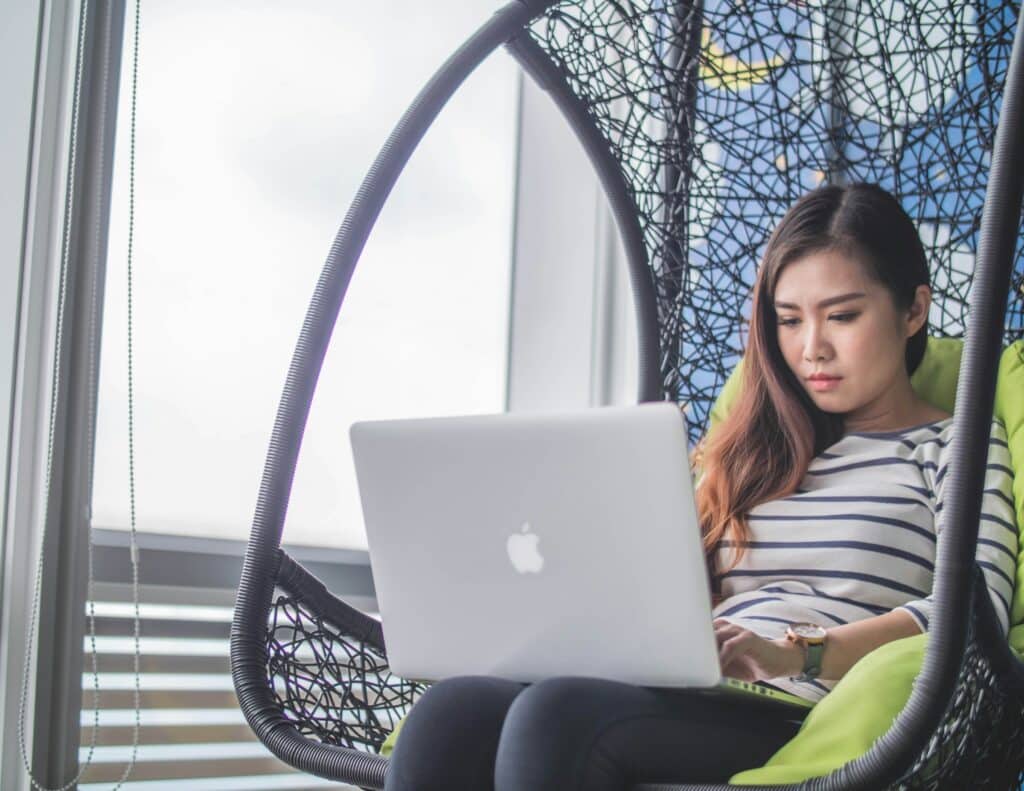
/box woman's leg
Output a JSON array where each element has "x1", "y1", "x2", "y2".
[
  {"x1": 494, "y1": 676, "x2": 805, "y2": 791},
  {"x1": 384, "y1": 675, "x2": 526, "y2": 791}
]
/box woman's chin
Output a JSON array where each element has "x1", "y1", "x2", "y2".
[{"x1": 807, "y1": 391, "x2": 850, "y2": 412}]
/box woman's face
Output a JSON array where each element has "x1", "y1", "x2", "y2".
[{"x1": 771, "y1": 248, "x2": 930, "y2": 424}]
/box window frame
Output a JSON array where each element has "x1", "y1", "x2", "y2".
[{"x1": 1, "y1": 1, "x2": 128, "y2": 788}]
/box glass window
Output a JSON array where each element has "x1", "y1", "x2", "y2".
[{"x1": 91, "y1": 0, "x2": 518, "y2": 550}]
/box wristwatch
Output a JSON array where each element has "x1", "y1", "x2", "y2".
[{"x1": 785, "y1": 622, "x2": 828, "y2": 682}]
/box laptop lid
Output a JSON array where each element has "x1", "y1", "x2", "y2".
[{"x1": 348, "y1": 401, "x2": 721, "y2": 688}]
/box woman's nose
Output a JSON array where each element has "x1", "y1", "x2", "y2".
[{"x1": 802, "y1": 323, "x2": 830, "y2": 362}]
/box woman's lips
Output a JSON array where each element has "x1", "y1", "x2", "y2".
[{"x1": 808, "y1": 377, "x2": 842, "y2": 392}]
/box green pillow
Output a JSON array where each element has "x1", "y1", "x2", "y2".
[
  {"x1": 725, "y1": 337, "x2": 1024, "y2": 785},
  {"x1": 380, "y1": 716, "x2": 403, "y2": 758},
  {"x1": 1000, "y1": 341, "x2": 1024, "y2": 626},
  {"x1": 729, "y1": 631, "x2": 1024, "y2": 785},
  {"x1": 728, "y1": 633, "x2": 927, "y2": 784}
]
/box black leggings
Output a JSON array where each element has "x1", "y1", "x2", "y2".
[{"x1": 384, "y1": 675, "x2": 806, "y2": 791}]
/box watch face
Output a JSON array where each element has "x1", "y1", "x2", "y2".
[{"x1": 791, "y1": 623, "x2": 827, "y2": 640}]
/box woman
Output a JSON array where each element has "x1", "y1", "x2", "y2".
[{"x1": 384, "y1": 182, "x2": 1017, "y2": 790}]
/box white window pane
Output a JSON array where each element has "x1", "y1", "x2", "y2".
[{"x1": 92, "y1": 0, "x2": 518, "y2": 550}]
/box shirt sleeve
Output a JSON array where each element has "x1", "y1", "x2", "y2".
[{"x1": 894, "y1": 418, "x2": 1018, "y2": 636}]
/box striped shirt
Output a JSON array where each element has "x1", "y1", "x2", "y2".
[{"x1": 711, "y1": 416, "x2": 1017, "y2": 702}]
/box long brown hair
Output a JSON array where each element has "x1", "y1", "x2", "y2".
[{"x1": 692, "y1": 183, "x2": 931, "y2": 601}]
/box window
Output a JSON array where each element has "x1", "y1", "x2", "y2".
[{"x1": 92, "y1": 0, "x2": 519, "y2": 551}]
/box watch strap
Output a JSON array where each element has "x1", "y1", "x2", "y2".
[{"x1": 794, "y1": 640, "x2": 824, "y2": 682}]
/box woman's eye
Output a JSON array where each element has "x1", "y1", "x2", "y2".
[{"x1": 777, "y1": 313, "x2": 858, "y2": 327}]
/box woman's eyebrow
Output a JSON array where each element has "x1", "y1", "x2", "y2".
[{"x1": 774, "y1": 291, "x2": 867, "y2": 310}]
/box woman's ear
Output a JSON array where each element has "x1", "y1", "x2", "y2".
[{"x1": 905, "y1": 285, "x2": 931, "y2": 337}]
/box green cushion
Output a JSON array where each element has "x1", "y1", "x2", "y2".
[
  {"x1": 1001, "y1": 342, "x2": 1024, "y2": 627},
  {"x1": 380, "y1": 716, "x2": 403, "y2": 758},
  {"x1": 728, "y1": 633, "x2": 927, "y2": 784},
  {"x1": 729, "y1": 632, "x2": 1024, "y2": 785},
  {"x1": 724, "y1": 337, "x2": 1024, "y2": 785}
]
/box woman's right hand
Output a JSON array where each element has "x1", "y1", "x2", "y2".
[{"x1": 714, "y1": 618, "x2": 803, "y2": 682}]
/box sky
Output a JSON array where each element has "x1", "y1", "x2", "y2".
[{"x1": 91, "y1": 0, "x2": 519, "y2": 549}]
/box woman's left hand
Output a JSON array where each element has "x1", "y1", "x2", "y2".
[{"x1": 714, "y1": 618, "x2": 803, "y2": 682}]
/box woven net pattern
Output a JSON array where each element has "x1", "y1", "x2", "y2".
[
  {"x1": 266, "y1": 588, "x2": 427, "y2": 753},
  {"x1": 525, "y1": 0, "x2": 1024, "y2": 446},
  {"x1": 887, "y1": 613, "x2": 1024, "y2": 789}
]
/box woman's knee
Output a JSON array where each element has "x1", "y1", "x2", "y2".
[
  {"x1": 385, "y1": 675, "x2": 524, "y2": 791},
  {"x1": 502, "y1": 676, "x2": 607, "y2": 738},
  {"x1": 503, "y1": 675, "x2": 657, "y2": 741},
  {"x1": 494, "y1": 676, "x2": 619, "y2": 790},
  {"x1": 495, "y1": 678, "x2": 806, "y2": 790}
]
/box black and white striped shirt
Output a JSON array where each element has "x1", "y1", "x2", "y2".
[{"x1": 711, "y1": 417, "x2": 1017, "y2": 702}]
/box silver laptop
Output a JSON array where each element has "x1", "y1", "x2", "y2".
[{"x1": 349, "y1": 401, "x2": 813, "y2": 712}]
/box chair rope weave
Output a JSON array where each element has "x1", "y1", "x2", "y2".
[{"x1": 266, "y1": 552, "x2": 427, "y2": 754}]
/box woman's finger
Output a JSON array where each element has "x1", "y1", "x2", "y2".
[
  {"x1": 718, "y1": 632, "x2": 751, "y2": 668},
  {"x1": 713, "y1": 622, "x2": 742, "y2": 648}
]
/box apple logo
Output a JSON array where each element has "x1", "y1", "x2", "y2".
[{"x1": 507, "y1": 522, "x2": 544, "y2": 574}]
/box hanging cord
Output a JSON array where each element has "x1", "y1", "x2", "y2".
[{"x1": 18, "y1": 0, "x2": 142, "y2": 788}]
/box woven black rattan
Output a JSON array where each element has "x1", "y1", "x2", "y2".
[{"x1": 231, "y1": 1, "x2": 1024, "y2": 789}]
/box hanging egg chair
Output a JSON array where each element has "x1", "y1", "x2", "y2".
[{"x1": 231, "y1": 1, "x2": 1024, "y2": 788}]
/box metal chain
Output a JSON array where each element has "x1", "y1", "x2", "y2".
[{"x1": 17, "y1": 0, "x2": 142, "y2": 788}]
